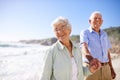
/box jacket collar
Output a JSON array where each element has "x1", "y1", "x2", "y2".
[{"x1": 56, "y1": 40, "x2": 77, "y2": 50}]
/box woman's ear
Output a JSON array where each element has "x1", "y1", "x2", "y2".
[
  {"x1": 101, "y1": 20, "x2": 103, "y2": 24},
  {"x1": 69, "y1": 28, "x2": 71, "y2": 34}
]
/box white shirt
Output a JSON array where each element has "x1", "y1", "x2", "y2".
[{"x1": 71, "y1": 57, "x2": 78, "y2": 80}]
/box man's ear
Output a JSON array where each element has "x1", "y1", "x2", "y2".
[{"x1": 89, "y1": 20, "x2": 91, "y2": 24}]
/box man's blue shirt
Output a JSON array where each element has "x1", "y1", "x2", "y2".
[{"x1": 80, "y1": 27, "x2": 111, "y2": 63}]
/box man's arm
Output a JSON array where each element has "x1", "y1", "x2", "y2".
[
  {"x1": 81, "y1": 42, "x2": 101, "y2": 71},
  {"x1": 108, "y1": 50, "x2": 116, "y2": 79},
  {"x1": 81, "y1": 42, "x2": 94, "y2": 62}
]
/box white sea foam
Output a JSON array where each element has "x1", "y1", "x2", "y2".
[{"x1": 0, "y1": 42, "x2": 49, "y2": 80}]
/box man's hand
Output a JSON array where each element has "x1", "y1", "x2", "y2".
[
  {"x1": 111, "y1": 67, "x2": 116, "y2": 79},
  {"x1": 89, "y1": 58, "x2": 101, "y2": 73}
]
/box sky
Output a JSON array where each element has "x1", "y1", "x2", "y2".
[{"x1": 0, "y1": 0, "x2": 120, "y2": 41}]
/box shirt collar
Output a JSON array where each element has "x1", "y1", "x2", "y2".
[
  {"x1": 88, "y1": 26, "x2": 102, "y2": 34},
  {"x1": 88, "y1": 27, "x2": 93, "y2": 33}
]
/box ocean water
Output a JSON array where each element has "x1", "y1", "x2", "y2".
[{"x1": 0, "y1": 42, "x2": 49, "y2": 80}]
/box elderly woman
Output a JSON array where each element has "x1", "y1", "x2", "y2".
[{"x1": 40, "y1": 16, "x2": 100, "y2": 80}]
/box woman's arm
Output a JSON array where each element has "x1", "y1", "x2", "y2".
[{"x1": 40, "y1": 49, "x2": 53, "y2": 80}]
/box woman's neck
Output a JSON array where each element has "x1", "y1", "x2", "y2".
[{"x1": 62, "y1": 40, "x2": 73, "y2": 57}]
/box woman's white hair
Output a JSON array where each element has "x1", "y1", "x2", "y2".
[
  {"x1": 51, "y1": 16, "x2": 71, "y2": 30},
  {"x1": 89, "y1": 11, "x2": 102, "y2": 20}
]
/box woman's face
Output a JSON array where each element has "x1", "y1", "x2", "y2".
[{"x1": 53, "y1": 23, "x2": 71, "y2": 43}]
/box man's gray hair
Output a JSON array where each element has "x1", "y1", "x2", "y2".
[{"x1": 89, "y1": 11, "x2": 102, "y2": 20}]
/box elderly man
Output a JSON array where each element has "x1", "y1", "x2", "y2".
[{"x1": 80, "y1": 11, "x2": 116, "y2": 80}]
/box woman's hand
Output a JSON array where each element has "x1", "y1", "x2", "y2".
[{"x1": 89, "y1": 58, "x2": 101, "y2": 73}]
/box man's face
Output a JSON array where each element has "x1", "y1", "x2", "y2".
[{"x1": 89, "y1": 13, "x2": 103, "y2": 31}]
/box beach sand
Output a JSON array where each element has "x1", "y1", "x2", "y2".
[{"x1": 111, "y1": 54, "x2": 120, "y2": 80}]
